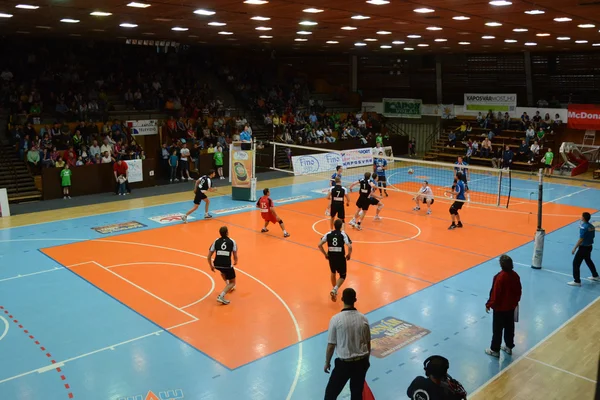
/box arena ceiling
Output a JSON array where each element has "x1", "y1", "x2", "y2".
[{"x1": 1, "y1": 0, "x2": 600, "y2": 53}]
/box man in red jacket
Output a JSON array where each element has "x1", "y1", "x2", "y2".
[{"x1": 485, "y1": 254, "x2": 522, "y2": 358}]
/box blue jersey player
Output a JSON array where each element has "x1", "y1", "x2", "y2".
[
  {"x1": 326, "y1": 165, "x2": 343, "y2": 216},
  {"x1": 449, "y1": 172, "x2": 466, "y2": 230},
  {"x1": 373, "y1": 152, "x2": 389, "y2": 197}
]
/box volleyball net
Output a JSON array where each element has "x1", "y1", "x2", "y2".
[{"x1": 269, "y1": 142, "x2": 512, "y2": 208}]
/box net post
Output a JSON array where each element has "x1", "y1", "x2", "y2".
[
  {"x1": 531, "y1": 168, "x2": 545, "y2": 269},
  {"x1": 496, "y1": 170, "x2": 502, "y2": 207}
]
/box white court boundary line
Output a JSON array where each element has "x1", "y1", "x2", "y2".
[
  {"x1": 0, "y1": 267, "x2": 63, "y2": 283},
  {"x1": 469, "y1": 296, "x2": 600, "y2": 398},
  {"x1": 0, "y1": 238, "x2": 303, "y2": 400},
  {"x1": 513, "y1": 261, "x2": 598, "y2": 282},
  {"x1": 0, "y1": 316, "x2": 9, "y2": 342},
  {"x1": 524, "y1": 356, "x2": 597, "y2": 383},
  {"x1": 312, "y1": 216, "x2": 421, "y2": 244},
  {"x1": 105, "y1": 262, "x2": 216, "y2": 309}
]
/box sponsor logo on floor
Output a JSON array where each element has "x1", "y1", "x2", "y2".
[
  {"x1": 149, "y1": 213, "x2": 195, "y2": 224},
  {"x1": 311, "y1": 188, "x2": 331, "y2": 195},
  {"x1": 275, "y1": 195, "x2": 311, "y2": 204},
  {"x1": 369, "y1": 317, "x2": 430, "y2": 358},
  {"x1": 117, "y1": 388, "x2": 184, "y2": 400},
  {"x1": 92, "y1": 221, "x2": 146, "y2": 234}
]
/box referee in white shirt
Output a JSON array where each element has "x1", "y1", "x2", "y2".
[{"x1": 324, "y1": 288, "x2": 371, "y2": 400}]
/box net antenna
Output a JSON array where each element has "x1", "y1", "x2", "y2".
[{"x1": 269, "y1": 142, "x2": 512, "y2": 208}]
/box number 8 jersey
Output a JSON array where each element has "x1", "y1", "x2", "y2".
[{"x1": 321, "y1": 230, "x2": 352, "y2": 259}]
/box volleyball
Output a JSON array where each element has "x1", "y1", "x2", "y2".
[{"x1": 408, "y1": 168, "x2": 414, "y2": 175}]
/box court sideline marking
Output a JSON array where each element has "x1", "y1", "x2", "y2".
[
  {"x1": 524, "y1": 356, "x2": 597, "y2": 384},
  {"x1": 469, "y1": 295, "x2": 600, "y2": 398}
]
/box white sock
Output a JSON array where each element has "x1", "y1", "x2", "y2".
[
  {"x1": 219, "y1": 291, "x2": 226, "y2": 297},
  {"x1": 333, "y1": 285, "x2": 338, "y2": 291}
]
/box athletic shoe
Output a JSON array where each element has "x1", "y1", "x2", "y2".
[
  {"x1": 182, "y1": 215, "x2": 188, "y2": 224},
  {"x1": 426, "y1": 210, "x2": 432, "y2": 215},
  {"x1": 485, "y1": 348, "x2": 500, "y2": 358},
  {"x1": 374, "y1": 215, "x2": 382, "y2": 221},
  {"x1": 63, "y1": 196, "x2": 67, "y2": 199},
  {"x1": 229, "y1": 286, "x2": 236, "y2": 293},
  {"x1": 456, "y1": 222, "x2": 463, "y2": 228},
  {"x1": 588, "y1": 276, "x2": 600, "y2": 282},
  {"x1": 68, "y1": 196, "x2": 71, "y2": 199},
  {"x1": 217, "y1": 295, "x2": 230, "y2": 305},
  {"x1": 385, "y1": 192, "x2": 389, "y2": 197},
  {"x1": 355, "y1": 224, "x2": 362, "y2": 231},
  {"x1": 330, "y1": 289, "x2": 337, "y2": 302},
  {"x1": 205, "y1": 214, "x2": 213, "y2": 219},
  {"x1": 283, "y1": 232, "x2": 290, "y2": 238},
  {"x1": 567, "y1": 281, "x2": 582, "y2": 287},
  {"x1": 448, "y1": 224, "x2": 456, "y2": 230},
  {"x1": 170, "y1": 179, "x2": 173, "y2": 183},
  {"x1": 261, "y1": 228, "x2": 269, "y2": 233},
  {"x1": 175, "y1": 178, "x2": 179, "y2": 182},
  {"x1": 325, "y1": 209, "x2": 330, "y2": 216},
  {"x1": 413, "y1": 207, "x2": 420, "y2": 211},
  {"x1": 501, "y1": 345, "x2": 513, "y2": 355}
]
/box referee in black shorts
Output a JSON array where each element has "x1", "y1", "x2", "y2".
[
  {"x1": 318, "y1": 219, "x2": 353, "y2": 302},
  {"x1": 326, "y1": 178, "x2": 350, "y2": 231}
]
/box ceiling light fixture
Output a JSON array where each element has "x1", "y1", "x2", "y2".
[
  {"x1": 367, "y1": 0, "x2": 390, "y2": 4},
  {"x1": 453, "y1": 16, "x2": 470, "y2": 20},
  {"x1": 553, "y1": 17, "x2": 572, "y2": 22},
  {"x1": 485, "y1": 22, "x2": 502, "y2": 26},
  {"x1": 194, "y1": 9, "x2": 215, "y2": 15},
  {"x1": 208, "y1": 22, "x2": 226, "y2": 26},
  {"x1": 557, "y1": 37, "x2": 570, "y2": 40},
  {"x1": 15, "y1": 4, "x2": 39, "y2": 9},
  {"x1": 434, "y1": 38, "x2": 447, "y2": 42},
  {"x1": 426, "y1": 27, "x2": 442, "y2": 31},
  {"x1": 505, "y1": 39, "x2": 517, "y2": 43},
  {"x1": 259, "y1": 35, "x2": 272, "y2": 38},
  {"x1": 482, "y1": 35, "x2": 495, "y2": 39},
  {"x1": 127, "y1": 2, "x2": 150, "y2": 8},
  {"x1": 120, "y1": 23, "x2": 138, "y2": 28},
  {"x1": 294, "y1": 38, "x2": 307, "y2": 41},
  {"x1": 218, "y1": 31, "x2": 233, "y2": 35},
  {"x1": 575, "y1": 40, "x2": 588, "y2": 43},
  {"x1": 524, "y1": 9, "x2": 545, "y2": 15},
  {"x1": 459, "y1": 41, "x2": 470, "y2": 45},
  {"x1": 593, "y1": 43, "x2": 600, "y2": 46},
  {"x1": 341, "y1": 26, "x2": 357, "y2": 30},
  {"x1": 380, "y1": 45, "x2": 392, "y2": 48},
  {"x1": 351, "y1": 15, "x2": 370, "y2": 20},
  {"x1": 255, "y1": 26, "x2": 272, "y2": 30},
  {"x1": 299, "y1": 20, "x2": 318, "y2": 25},
  {"x1": 377, "y1": 31, "x2": 392, "y2": 34},
  {"x1": 90, "y1": 11, "x2": 112, "y2": 16},
  {"x1": 407, "y1": 34, "x2": 421, "y2": 38},
  {"x1": 578, "y1": 24, "x2": 595, "y2": 28},
  {"x1": 489, "y1": 0, "x2": 512, "y2": 6},
  {"x1": 354, "y1": 42, "x2": 367, "y2": 46},
  {"x1": 172, "y1": 27, "x2": 188, "y2": 31},
  {"x1": 536, "y1": 33, "x2": 550, "y2": 37},
  {"x1": 364, "y1": 38, "x2": 378, "y2": 41},
  {"x1": 60, "y1": 18, "x2": 79, "y2": 23},
  {"x1": 326, "y1": 40, "x2": 339, "y2": 44},
  {"x1": 251, "y1": 16, "x2": 270, "y2": 21},
  {"x1": 303, "y1": 8, "x2": 323, "y2": 13},
  {"x1": 417, "y1": 43, "x2": 429, "y2": 47},
  {"x1": 392, "y1": 40, "x2": 405, "y2": 44},
  {"x1": 524, "y1": 42, "x2": 537, "y2": 46},
  {"x1": 404, "y1": 47, "x2": 414, "y2": 50},
  {"x1": 513, "y1": 28, "x2": 528, "y2": 32},
  {"x1": 297, "y1": 31, "x2": 312, "y2": 35},
  {"x1": 36, "y1": 25, "x2": 51, "y2": 29},
  {"x1": 244, "y1": 0, "x2": 269, "y2": 4},
  {"x1": 414, "y1": 8, "x2": 434, "y2": 13}
]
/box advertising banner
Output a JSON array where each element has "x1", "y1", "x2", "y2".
[
  {"x1": 567, "y1": 104, "x2": 600, "y2": 130},
  {"x1": 369, "y1": 316, "x2": 431, "y2": 358},
  {"x1": 341, "y1": 148, "x2": 374, "y2": 168},
  {"x1": 292, "y1": 152, "x2": 343, "y2": 176},
  {"x1": 126, "y1": 119, "x2": 159, "y2": 136},
  {"x1": 382, "y1": 98, "x2": 422, "y2": 118},
  {"x1": 464, "y1": 93, "x2": 517, "y2": 116},
  {"x1": 231, "y1": 150, "x2": 253, "y2": 188}
]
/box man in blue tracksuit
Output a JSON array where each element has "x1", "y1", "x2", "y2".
[{"x1": 568, "y1": 212, "x2": 599, "y2": 286}]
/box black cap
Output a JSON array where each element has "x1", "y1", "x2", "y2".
[{"x1": 341, "y1": 288, "x2": 357, "y2": 305}]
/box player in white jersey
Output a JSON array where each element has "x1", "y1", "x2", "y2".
[{"x1": 413, "y1": 180, "x2": 435, "y2": 215}]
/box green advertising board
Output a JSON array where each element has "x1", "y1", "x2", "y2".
[{"x1": 382, "y1": 98, "x2": 422, "y2": 118}]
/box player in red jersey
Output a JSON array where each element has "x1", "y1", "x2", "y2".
[{"x1": 256, "y1": 188, "x2": 290, "y2": 237}]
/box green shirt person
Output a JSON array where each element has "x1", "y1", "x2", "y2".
[
  {"x1": 543, "y1": 148, "x2": 554, "y2": 177},
  {"x1": 214, "y1": 146, "x2": 225, "y2": 180},
  {"x1": 60, "y1": 164, "x2": 72, "y2": 199},
  {"x1": 375, "y1": 134, "x2": 383, "y2": 146}
]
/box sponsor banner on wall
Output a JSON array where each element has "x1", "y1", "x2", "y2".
[
  {"x1": 125, "y1": 159, "x2": 143, "y2": 183},
  {"x1": 369, "y1": 316, "x2": 431, "y2": 358},
  {"x1": 341, "y1": 148, "x2": 374, "y2": 168},
  {"x1": 382, "y1": 98, "x2": 422, "y2": 118},
  {"x1": 567, "y1": 104, "x2": 600, "y2": 130},
  {"x1": 92, "y1": 221, "x2": 146, "y2": 234},
  {"x1": 292, "y1": 152, "x2": 343, "y2": 176},
  {"x1": 126, "y1": 119, "x2": 158, "y2": 136},
  {"x1": 231, "y1": 150, "x2": 254, "y2": 188},
  {"x1": 464, "y1": 93, "x2": 517, "y2": 116},
  {"x1": 149, "y1": 213, "x2": 195, "y2": 224}
]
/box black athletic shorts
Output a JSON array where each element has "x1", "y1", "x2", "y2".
[
  {"x1": 215, "y1": 266, "x2": 236, "y2": 280},
  {"x1": 369, "y1": 197, "x2": 380, "y2": 206},
  {"x1": 376, "y1": 175, "x2": 386, "y2": 183},
  {"x1": 193, "y1": 191, "x2": 208, "y2": 205},
  {"x1": 328, "y1": 257, "x2": 347, "y2": 277},
  {"x1": 356, "y1": 196, "x2": 371, "y2": 211},
  {"x1": 331, "y1": 203, "x2": 345, "y2": 220},
  {"x1": 451, "y1": 200, "x2": 464, "y2": 210},
  {"x1": 422, "y1": 198, "x2": 435, "y2": 205}
]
